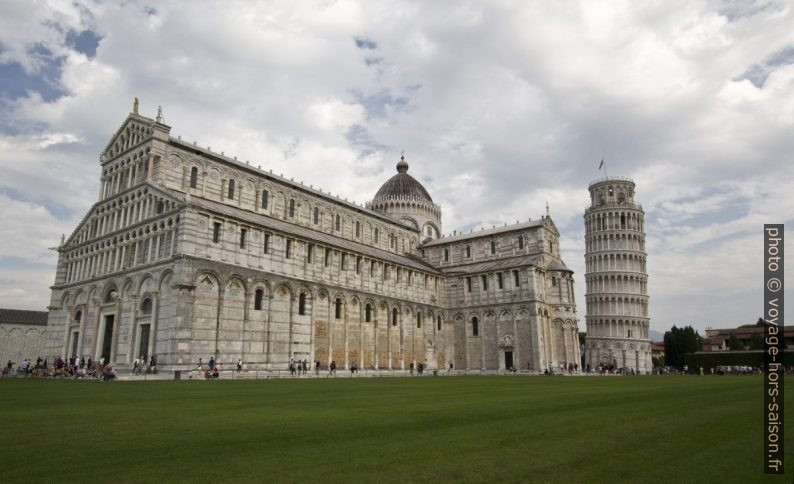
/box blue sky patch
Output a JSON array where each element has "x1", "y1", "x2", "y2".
[{"x1": 66, "y1": 29, "x2": 101, "y2": 58}]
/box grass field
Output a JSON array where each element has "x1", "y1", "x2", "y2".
[{"x1": 0, "y1": 375, "x2": 791, "y2": 483}]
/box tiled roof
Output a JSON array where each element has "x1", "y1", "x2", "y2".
[
  {"x1": 372, "y1": 160, "x2": 433, "y2": 203},
  {"x1": 439, "y1": 254, "x2": 544, "y2": 275},
  {"x1": 0, "y1": 309, "x2": 48, "y2": 325},
  {"x1": 188, "y1": 196, "x2": 442, "y2": 274},
  {"x1": 422, "y1": 219, "x2": 546, "y2": 247}
]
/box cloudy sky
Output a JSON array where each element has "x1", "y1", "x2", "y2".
[{"x1": 1, "y1": 0, "x2": 792, "y2": 335}]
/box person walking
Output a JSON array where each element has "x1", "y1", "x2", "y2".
[
  {"x1": 314, "y1": 360, "x2": 320, "y2": 376},
  {"x1": 329, "y1": 360, "x2": 336, "y2": 376},
  {"x1": 237, "y1": 359, "x2": 243, "y2": 374}
]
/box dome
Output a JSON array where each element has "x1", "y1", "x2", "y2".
[{"x1": 372, "y1": 156, "x2": 433, "y2": 203}]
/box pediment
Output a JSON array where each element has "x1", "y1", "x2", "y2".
[
  {"x1": 101, "y1": 114, "x2": 157, "y2": 161},
  {"x1": 62, "y1": 183, "x2": 185, "y2": 249}
]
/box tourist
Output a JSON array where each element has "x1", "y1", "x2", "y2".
[
  {"x1": 314, "y1": 360, "x2": 320, "y2": 376},
  {"x1": 132, "y1": 357, "x2": 140, "y2": 375},
  {"x1": 208, "y1": 357, "x2": 215, "y2": 371},
  {"x1": 237, "y1": 359, "x2": 243, "y2": 374},
  {"x1": 289, "y1": 357, "x2": 295, "y2": 375},
  {"x1": 329, "y1": 360, "x2": 336, "y2": 376},
  {"x1": 448, "y1": 362, "x2": 453, "y2": 374},
  {"x1": 2, "y1": 360, "x2": 12, "y2": 378},
  {"x1": 409, "y1": 362, "x2": 414, "y2": 376},
  {"x1": 302, "y1": 360, "x2": 308, "y2": 375},
  {"x1": 149, "y1": 356, "x2": 157, "y2": 374},
  {"x1": 87, "y1": 357, "x2": 93, "y2": 371}
]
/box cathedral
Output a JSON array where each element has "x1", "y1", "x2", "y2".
[{"x1": 44, "y1": 105, "x2": 581, "y2": 374}]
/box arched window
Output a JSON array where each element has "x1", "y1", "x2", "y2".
[
  {"x1": 365, "y1": 304, "x2": 372, "y2": 323},
  {"x1": 313, "y1": 207, "x2": 319, "y2": 224},
  {"x1": 289, "y1": 199, "x2": 295, "y2": 218},
  {"x1": 444, "y1": 248, "x2": 449, "y2": 261},
  {"x1": 472, "y1": 317, "x2": 479, "y2": 336},
  {"x1": 254, "y1": 289, "x2": 263, "y2": 310},
  {"x1": 374, "y1": 228, "x2": 379, "y2": 243},
  {"x1": 355, "y1": 221, "x2": 360, "y2": 238},
  {"x1": 437, "y1": 316, "x2": 442, "y2": 331},
  {"x1": 227, "y1": 179, "x2": 235, "y2": 200},
  {"x1": 392, "y1": 308, "x2": 398, "y2": 326},
  {"x1": 75, "y1": 310, "x2": 82, "y2": 323},
  {"x1": 141, "y1": 298, "x2": 153, "y2": 315},
  {"x1": 465, "y1": 245, "x2": 471, "y2": 258},
  {"x1": 335, "y1": 214, "x2": 341, "y2": 231},
  {"x1": 190, "y1": 167, "x2": 198, "y2": 188},
  {"x1": 518, "y1": 236, "x2": 524, "y2": 249},
  {"x1": 298, "y1": 293, "x2": 306, "y2": 315},
  {"x1": 552, "y1": 277, "x2": 557, "y2": 287},
  {"x1": 490, "y1": 240, "x2": 496, "y2": 254},
  {"x1": 335, "y1": 298, "x2": 342, "y2": 319},
  {"x1": 261, "y1": 190, "x2": 269, "y2": 209},
  {"x1": 417, "y1": 313, "x2": 422, "y2": 328}
]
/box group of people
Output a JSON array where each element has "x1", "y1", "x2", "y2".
[
  {"x1": 288, "y1": 358, "x2": 310, "y2": 375},
  {"x1": 196, "y1": 357, "x2": 221, "y2": 379},
  {"x1": 130, "y1": 356, "x2": 158, "y2": 375},
  {"x1": 2, "y1": 355, "x2": 119, "y2": 381}
]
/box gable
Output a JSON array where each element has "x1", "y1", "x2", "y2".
[
  {"x1": 62, "y1": 182, "x2": 185, "y2": 249},
  {"x1": 100, "y1": 114, "x2": 157, "y2": 162}
]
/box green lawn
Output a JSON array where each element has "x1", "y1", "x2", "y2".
[{"x1": 0, "y1": 375, "x2": 791, "y2": 483}]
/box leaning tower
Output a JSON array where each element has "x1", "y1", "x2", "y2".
[{"x1": 584, "y1": 177, "x2": 651, "y2": 373}]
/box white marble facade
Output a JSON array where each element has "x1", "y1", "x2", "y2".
[
  {"x1": 583, "y1": 177, "x2": 652, "y2": 373},
  {"x1": 44, "y1": 108, "x2": 581, "y2": 373}
]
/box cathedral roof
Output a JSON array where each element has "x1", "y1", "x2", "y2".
[
  {"x1": 185, "y1": 192, "x2": 442, "y2": 275},
  {"x1": 0, "y1": 308, "x2": 48, "y2": 325},
  {"x1": 372, "y1": 157, "x2": 433, "y2": 204},
  {"x1": 421, "y1": 219, "x2": 546, "y2": 247}
]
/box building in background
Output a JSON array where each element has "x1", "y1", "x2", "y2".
[
  {"x1": 42, "y1": 104, "x2": 580, "y2": 373},
  {"x1": 583, "y1": 177, "x2": 651, "y2": 373},
  {"x1": 0, "y1": 308, "x2": 48, "y2": 364},
  {"x1": 701, "y1": 326, "x2": 793, "y2": 352}
]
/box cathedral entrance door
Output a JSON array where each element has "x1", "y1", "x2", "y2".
[
  {"x1": 101, "y1": 315, "x2": 114, "y2": 362},
  {"x1": 504, "y1": 351, "x2": 513, "y2": 370},
  {"x1": 138, "y1": 324, "x2": 150, "y2": 360}
]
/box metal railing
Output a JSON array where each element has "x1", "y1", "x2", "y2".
[{"x1": 588, "y1": 176, "x2": 634, "y2": 187}]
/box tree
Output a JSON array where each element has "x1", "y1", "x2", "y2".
[
  {"x1": 663, "y1": 325, "x2": 702, "y2": 369},
  {"x1": 739, "y1": 318, "x2": 767, "y2": 328},
  {"x1": 750, "y1": 333, "x2": 764, "y2": 350},
  {"x1": 728, "y1": 334, "x2": 745, "y2": 351}
]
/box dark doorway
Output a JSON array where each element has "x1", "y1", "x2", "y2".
[
  {"x1": 504, "y1": 351, "x2": 514, "y2": 370},
  {"x1": 101, "y1": 315, "x2": 114, "y2": 361},
  {"x1": 138, "y1": 324, "x2": 150, "y2": 360},
  {"x1": 70, "y1": 331, "x2": 79, "y2": 357}
]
